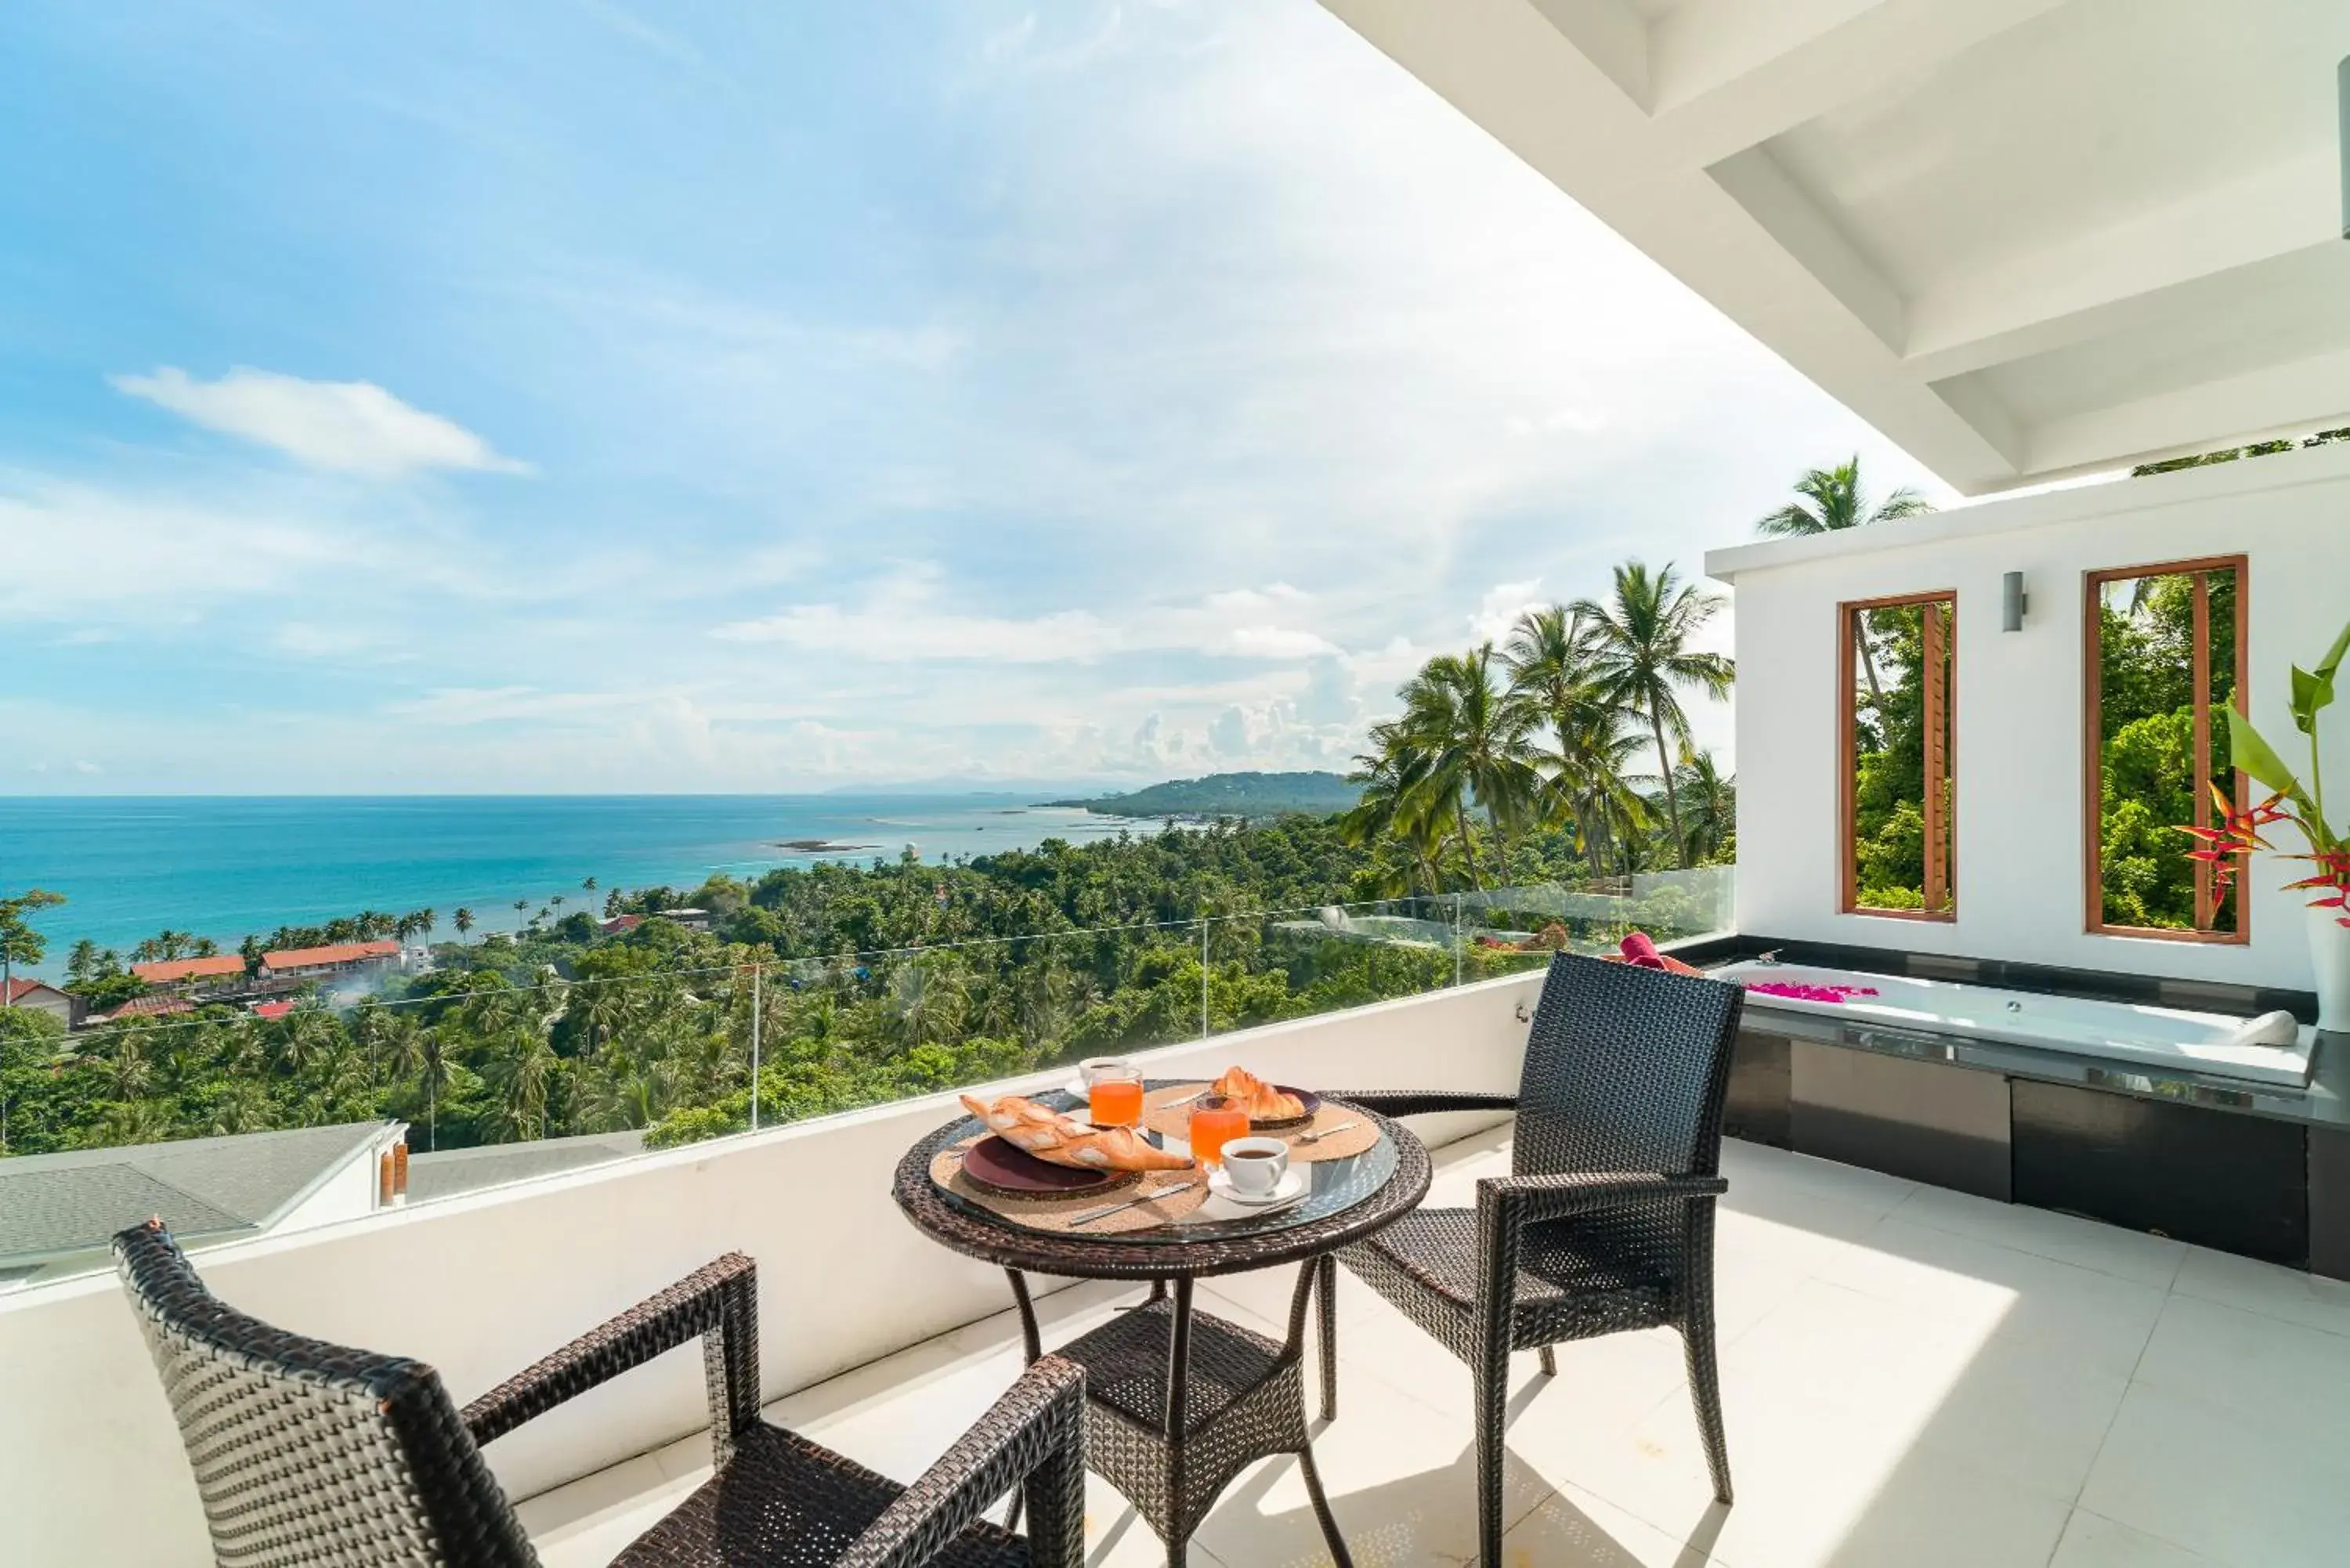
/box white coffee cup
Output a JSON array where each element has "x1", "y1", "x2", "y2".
[
  {"x1": 1078, "y1": 1057, "x2": 1135, "y2": 1086},
  {"x1": 1221, "y1": 1136, "x2": 1290, "y2": 1198}
]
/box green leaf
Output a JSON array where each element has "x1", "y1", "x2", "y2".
[
  {"x1": 2315, "y1": 616, "x2": 2350, "y2": 683},
  {"x1": 2224, "y1": 706, "x2": 2303, "y2": 797},
  {"x1": 2290, "y1": 664, "x2": 2334, "y2": 735}
]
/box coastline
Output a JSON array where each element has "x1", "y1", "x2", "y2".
[{"x1": 2, "y1": 794, "x2": 1133, "y2": 959}]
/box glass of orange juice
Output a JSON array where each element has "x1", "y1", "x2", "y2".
[
  {"x1": 1088, "y1": 1065, "x2": 1144, "y2": 1128},
  {"x1": 1188, "y1": 1096, "x2": 1250, "y2": 1169}
]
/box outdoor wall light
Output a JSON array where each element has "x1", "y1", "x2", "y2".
[{"x1": 2002, "y1": 571, "x2": 2029, "y2": 632}]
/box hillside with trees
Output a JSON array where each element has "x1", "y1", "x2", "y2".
[{"x1": 1046, "y1": 771, "x2": 1361, "y2": 820}]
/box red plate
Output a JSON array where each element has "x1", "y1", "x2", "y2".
[{"x1": 960, "y1": 1135, "x2": 1136, "y2": 1198}]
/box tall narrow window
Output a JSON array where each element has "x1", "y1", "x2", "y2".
[
  {"x1": 2084, "y1": 557, "x2": 2247, "y2": 941},
  {"x1": 1840, "y1": 592, "x2": 1957, "y2": 918}
]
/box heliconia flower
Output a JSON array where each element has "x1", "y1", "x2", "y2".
[
  {"x1": 2282, "y1": 847, "x2": 2350, "y2": 924},
  {"x1": 2174, "y1": 791, "x2": 2299, "y2": 907}
]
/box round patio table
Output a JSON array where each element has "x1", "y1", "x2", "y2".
[{"x1": 891, "y1": 1084, "x2": 1430, "y2": 1568}]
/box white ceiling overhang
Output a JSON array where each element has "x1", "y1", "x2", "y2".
[{"x1": 1318, "y1": 0, "x2": 2350, "y2": 495}]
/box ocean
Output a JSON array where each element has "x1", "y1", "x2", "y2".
[{"x1": 0, "y1": 796, "x2": 1137, "y2": 959}]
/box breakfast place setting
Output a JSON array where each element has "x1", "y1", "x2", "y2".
[{"x1": 890, "y1": 1053, "x2": 1433, "y2": 1566}]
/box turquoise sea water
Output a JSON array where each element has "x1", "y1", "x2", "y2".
[{"x1": 0, "y1": 796, "x2": 1133, "y2": 961}]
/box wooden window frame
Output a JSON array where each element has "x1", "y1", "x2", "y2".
[
  {"x1": 2082, "y1": 555, "x2": 2250, "y2": 944},
  {"x1": 1838, "y1": 590, "x2": 1958, "y2": 922}
]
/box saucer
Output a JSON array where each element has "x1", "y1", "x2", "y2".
[{"x1": 1206, "y1": 1165, "x2": 1308, "y2": 1211}]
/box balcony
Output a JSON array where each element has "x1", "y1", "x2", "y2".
[
  {"x1": 8, "y1": 956, "x2": 2350, "y2": 1568},
  {"x1": 502, "y1": 1125, "x2": 2350, "y2": 1568}
]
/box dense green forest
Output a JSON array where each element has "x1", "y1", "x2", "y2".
[
  {"x1": 1848, "y1": 600, "x2": 1952, "y2": 911},
  {"x1": 2095, "y1": 570, "x2": 2239, "y2": 931},
  {"x1": 0, "y1": 814, "x2": 1723, "y2": 1161}
]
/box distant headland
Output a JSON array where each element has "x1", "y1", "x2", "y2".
[{"x1": 1041, "y1": 771, "x2": 1360, "y2": 821}]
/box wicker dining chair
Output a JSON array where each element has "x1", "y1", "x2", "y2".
[
  {"x1": 113, "y1": 1219, "x2": 1086, "y2": 1568},
  {"x1": 1324, "y1": 952, "x2": 1744, "y2": 1566}
]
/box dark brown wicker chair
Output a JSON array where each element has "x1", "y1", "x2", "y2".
[
  {"x1": 113, "y1": 1219, "x2": 1086, "y2": 1568},
  {"x1": 1325, "y1": 952, "x2": 1744, "y2": 1566}
]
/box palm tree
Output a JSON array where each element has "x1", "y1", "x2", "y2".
[
  {"x1": 382, "y1": 1020, "x2": 447, "y2": 1150},
  {"x1": 486, "y1": 1029, "x2": 558, "y2": 1143},
  {"x1": 582, "y1": 876, "x2": 598, "y2": 899},
  {"x1": 1341, "y1": 741, "x2": 1447, "y2": 894},
  {"x1": 576, "y1": 980, "x2": 632, "y2": 1061},
  {"x1": 1572, "y1": 562, "x2": 1735, "y2": 869},
  {"x1": 512, "y1": 898, "x2": 530, "y2": 930},
  {"x1": 1755, "y1": 456, "x2": 1933, "y2": 703},
  {"x1": 453, "y1": 907, "x2": 475, "y2": 938},
  {"x1": 105, "y1": 1027, "x2": 154, "y2": 1101},
  {"x1": 550, "y1": 894, "x2": 567, "y2": 926},
  {"x1": 1392, "y1": 645, "x2": 1542, "y2": 888},
  {"x1": 1547, "y1": 713, "x2": 1652, "y2": 880},
  {"x1": 1674, "y1": 751, "x2": 1737, "y2": 865},
  {"x1": 277, "y1": 1006, "x2": 339, "y2": 1079},
  {"x1": 1502, "y1": 605, "x2": 1634, "y2": 877},
  {"x1": 1755, "y1": 454, "x2": 1932, "y2": 539}
]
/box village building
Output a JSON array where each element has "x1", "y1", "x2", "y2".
[
  {"x1": 258, "y1": 938, "x2": 402, "y2": 982},
  {"x1": 128, "y1": 953, "x2": 248, "y2": 992},
  {"x1": 0, "y1": 979, "x2": 85, "y2": 1029}
]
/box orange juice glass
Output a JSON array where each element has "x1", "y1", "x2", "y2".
[
  {"x1": 1188, "y1": 1097, "x2": 1250, "y2": 1168},
  {"x1": 1088, "y1": 1069, "x2": 1144, "y2": 1128}
]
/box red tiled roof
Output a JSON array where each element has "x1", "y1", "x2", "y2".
[
  {"x1": 262, "y1": 940, "x2": 400, "y2": 970},
  {"x1": 249, "y1": 999, "x2": 298, "y2": 1021},
  {"x1": 3, "y1": 978, "x2": 70, "y2": 1004},
  {"x1": 602, "y1": 914, "x2": 645, "y2": 933},
  {"x1": 132, "y1": 954, "x2": 247, "y2": 985},
  {"x1": 104, "y1": 994, "x2": 195, "y2": 1019}
]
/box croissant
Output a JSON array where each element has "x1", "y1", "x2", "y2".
[
  {"x1": 1212, "y1": 1066, "x2": 1306, "y2": 1122},
  {"x1": 960, "y1": 1093, "x2": 1193, "y2": 1172}
]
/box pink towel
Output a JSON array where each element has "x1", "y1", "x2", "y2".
[{"x1": 1744, "y1": 981, "x2": 1882, "y2": 1003}]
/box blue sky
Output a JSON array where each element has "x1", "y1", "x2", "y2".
[{"x1": 0, "y1": 0, "x2": 1941, "y2": 793}]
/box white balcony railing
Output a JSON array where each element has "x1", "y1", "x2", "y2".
[{"x1": 0, "y1": 971, "x2": 1540, "y2": 1568}]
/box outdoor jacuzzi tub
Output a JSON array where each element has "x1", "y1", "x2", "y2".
[{"x1": 1712, "y1": 959, "x2": 2319, "y2": 1089}]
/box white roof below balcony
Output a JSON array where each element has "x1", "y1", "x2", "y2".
[{"x1": 1317, "y1": 0, "x2": 2350, "y2": 495}]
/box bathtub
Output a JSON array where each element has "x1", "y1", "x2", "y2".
[{"x1": 1712, "y1": 959, "x2": 2319, "y2": 1089}]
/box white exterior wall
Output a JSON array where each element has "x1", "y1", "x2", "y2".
[
  {"x1": 1709, "y1": 442, "x2": 2350, "y2": 991},
  {"x1": 0, "y1": 973, "x2": 1538, "y2": 1568},
  {"x1": 5, "y1": 987, "x2": 78, "y2": 1027}
]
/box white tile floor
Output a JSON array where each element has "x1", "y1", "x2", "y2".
[{"x1": 519, "y1": 1128, "x2": 2350, "y2": 1567}]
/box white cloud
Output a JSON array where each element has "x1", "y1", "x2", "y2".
[
  {"x1": 1470, "y1": 580, "x2": 1546, "y2": 643},
  {"x1": 718, "y1": 601, "x2": 1117, "y2": 663},
  {"x1": 112, "y1": 367, "x2": 530, "y2": 478},
  {"x1": 389, "y1": 686, "x2": 681, "y2": 725},
  {"x1": 712, "y1": 569, "x2": 1348, "y2": 667},
  {"x1": 1206, "y1": 583, "x2": 1307, "y2": 611},
  {"x1": 0, "y1": 477, "x2": 348, "y2": 621},
  {"x1": 1224, "y1": 625, "x2": 1340, "y2": 659},
  {"x1": 712, "y1": 569, "x2": 1121, "y2": 663}
]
